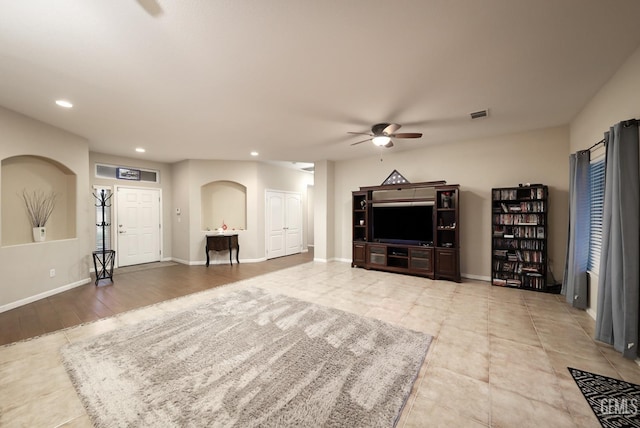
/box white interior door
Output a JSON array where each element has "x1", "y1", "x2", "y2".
[
  {"x1": 285, "y1": 193, "x2": 302, "y2": 256},
  {"x1": 117, "y1": 187, "x2": 161, "y2": 267},
  {"x1": 266, "y1": 190, "x2": 302, "y2": 259},
  {"x1": 266, "y1": 191, "x2": 286, "y2": 259}
]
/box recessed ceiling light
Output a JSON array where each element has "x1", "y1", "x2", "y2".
[
  {"x1": 135, "y1": 148, "x2": 146, "y2": 153},
  {"x1": 55, "y1": 100, "x2": 73, "y2": 108},
  {"x1": 250, "y1": 151, "x2": 259, "y2": 156}
]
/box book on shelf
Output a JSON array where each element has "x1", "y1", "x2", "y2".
[{"x1": 493, "y1": 249, "x2": 508, "y2": 258}]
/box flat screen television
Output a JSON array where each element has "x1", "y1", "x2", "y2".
[{"x1": 372, "y1": 204, "x2": 433, "y2": 245}]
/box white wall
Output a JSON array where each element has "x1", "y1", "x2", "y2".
[
  {"x1": 0, "y1": 106, "x2": 91, "y2": 311},
  {"x1": 569, "y1": 44, "x2": 640, "y2": 317},
  {"x1": 333, "y1": 126, "x2": 570, "y2": 280}
]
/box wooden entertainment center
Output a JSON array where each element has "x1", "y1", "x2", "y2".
[{"x1": 352, "y1": 179, "x2": 460, "y2": 282}]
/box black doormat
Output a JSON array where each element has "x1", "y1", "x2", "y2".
[{"x1": 568, "y1": 367, "x2": 640, "y2": 427}]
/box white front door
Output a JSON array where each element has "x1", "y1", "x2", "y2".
[
  {"x1": 266, "y1": 190, "x2": 302, "y2": 259},
  {"x1": 117, "y1": 187, "x2": 161, "y2": 267},
  {"x1": 266, "y1": 191, "x2": 286, "y2": 259}
]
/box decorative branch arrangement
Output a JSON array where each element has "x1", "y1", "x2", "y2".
[{"x1": 21, "y1": 189, "x2": 57, "y2": 227}]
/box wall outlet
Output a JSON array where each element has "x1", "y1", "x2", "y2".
[{"x1": 49, "y1": 268, "x2": 56, "y2": 278}]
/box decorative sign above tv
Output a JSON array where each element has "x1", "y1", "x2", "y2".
[{"x1": 116, "y1": 167, "x2": 141, "y2": 181}]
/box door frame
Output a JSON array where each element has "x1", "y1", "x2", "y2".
[
  {"x1": 113, "y1": 185, "x2": 164, "y2": 268},
  {"x1": 265, "y1": 189, "x2": 302, "y2": 259}
]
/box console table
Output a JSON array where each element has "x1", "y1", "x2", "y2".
[{"x1": 205, "y1": 234, "x2": 239, "y2": 266}]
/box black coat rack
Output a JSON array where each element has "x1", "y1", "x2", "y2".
[{"x1": 92, "y1": 189, "x2": 115, "y2": 285}]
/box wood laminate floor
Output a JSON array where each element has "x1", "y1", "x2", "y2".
[{"x1": 0, "y1": 251, "x2": 313, "y2": 346}]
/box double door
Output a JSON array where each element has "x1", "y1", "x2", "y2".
[{"x1": 266, "y1": 190, "x2": 302, "y2": 259}]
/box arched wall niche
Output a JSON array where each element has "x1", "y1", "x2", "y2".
[
  {"x1": 201, "y1": 180, "x2": 247, "y2": 231},
  {"x1": 1, "y1": 155, "x2": 77, "y2": 246}
]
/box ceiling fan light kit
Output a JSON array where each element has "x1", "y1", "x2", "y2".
[
  {"x1": 348, "y1": 123, "x2": 423, "y2": 148},
  {"x1": 372, "y1": 136, "x2": 391, "y2": 146}
]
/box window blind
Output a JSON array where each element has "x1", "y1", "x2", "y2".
[{"x1": 588, "y1": 157, "x2": 605, "y2": 273}]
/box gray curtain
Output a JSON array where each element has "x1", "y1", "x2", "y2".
[
  {"x1": 595, "y1": 120, "x2": 640, "y2": 359},
  {"x1": 562, "y1": 150, "x2": 590, "y2": 308}
]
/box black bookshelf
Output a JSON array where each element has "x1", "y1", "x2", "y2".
[{"x1": 491, "y1": 185, "x2": 557, "y2": 293}]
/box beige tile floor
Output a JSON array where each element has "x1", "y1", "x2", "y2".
[{"x1": 1, "y1": 261, "x2": 638, "y2": 427}]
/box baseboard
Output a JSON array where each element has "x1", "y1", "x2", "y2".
[
  {"x1": 586, "y1": 307, "x2": 597, "y2": 320},
  {"x1": 462, "y1": 273, "x2": 491, "y2": 282},
  {"x1": 313, "y1": 257, "x2": 328, "y2": 263},
  {"x1": 0, "y1": 277, "x2": 92, "y2": 314}
]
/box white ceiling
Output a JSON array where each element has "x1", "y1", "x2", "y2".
[{"x1": 1, "y1": 0, "x2": 640, "y2": 164}]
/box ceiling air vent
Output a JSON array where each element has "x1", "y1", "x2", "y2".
[{"x1": 470, "y1": 109, "x2": 489, "y2": 120}]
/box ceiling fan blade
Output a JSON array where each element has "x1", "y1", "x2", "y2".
[
  {"x1": 384, "y1": 141, "x2": 394, "y2": 148},
  {"x1": 136, "y1": 0, "x2": 163, "y2": 16},
  {"x1": 351, "y1": 138, "x2": 372, "y2": 146},
  {"x1": 347, "y1": 131, "x2": 373, "y2": 136},
  {"x1": 390, "y1": 132, "x2": 422, "y2": 139},
  {"x1": 382, "y1": 123, "x2": 401, "y2": 135}
]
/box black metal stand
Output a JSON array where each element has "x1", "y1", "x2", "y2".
[
  {"x1": 93, "y1": 249, "x2": 115, "y2": 285},
  {"x1": 92, "y1": 189, "x2": 115, "y2": 285}
]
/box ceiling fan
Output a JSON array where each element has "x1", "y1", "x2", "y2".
[{"x1": 348, "y1": 123, "x2": 422, "y2": 148}]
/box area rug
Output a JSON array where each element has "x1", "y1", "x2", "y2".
[
  {"x1": 61, "y1": 287, "x2": 432, "y2": 427},
  {"x1": 568, "y1": 367, "x2": 640, "y2": 427}
]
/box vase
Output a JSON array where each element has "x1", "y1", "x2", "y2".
[{"x1": 32, "y1": 227, "x2": 46, "y2": 242}]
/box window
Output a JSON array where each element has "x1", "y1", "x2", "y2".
[
  {"x1": 588, "y1": 157, "x2": 605, "y2": 273},
  {"x1": 94, "y1": 187, "x2": 113, "y2": 251},
  {"x1": 95, "y1": 163, "x2": 159, "y2": 183}
]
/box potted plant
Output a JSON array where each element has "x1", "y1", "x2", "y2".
[{"x1": 21, "y1": 189, "x2": 57, "y2": 242}]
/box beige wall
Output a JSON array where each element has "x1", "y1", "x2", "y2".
[
  {"x1": 170, "y1": 160, "x2": 192, "y2": 262},
  {"x1": 0, "y1": 106, "x2": 90, "y2": 310},
  {"x1": 569, "y1": 44, "x2": 640, "y2": 317},
  {"x1": 257, "y1": 163, "x2": 314, "y2": 251},
  {"x1": 2, "y1": 156, "x2": 77, "y2": 245},
  {"x1": 170, "y1": 160, "x2": 312, "y2": 264},
  {"x1": 333, "y1": 125, "x2": 570, "y2": 280},
  {"x1": 201, "y1": 181, "x2": 247, "y2": 231},
  {"x1": 314, "y1": 160, "x2": 335, "y2": 261},
  {"x1": 89, "y1": 152, "x2": 173, "y2": 261}
]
